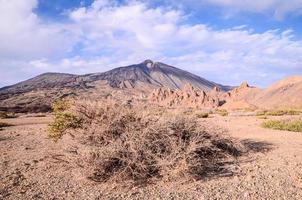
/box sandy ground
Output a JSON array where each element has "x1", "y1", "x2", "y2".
[{"x1": 0, "y1": 114, "x2": 302, "y2": 200}]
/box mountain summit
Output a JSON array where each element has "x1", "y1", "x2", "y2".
[
  {"x1": 80, "y1": 60, "x2": 230, "y2": 91},
  {"x1": 1, "y1": 60, "x2": 228, "y2": 94}
]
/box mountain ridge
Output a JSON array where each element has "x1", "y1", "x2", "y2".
[{"x1": 0, "y1": 60, "x2": 230, "y2": 93}]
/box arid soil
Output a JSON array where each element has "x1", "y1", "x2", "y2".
[{"x1": 1, "y1": 114, "x2": 302, "y2": 199}]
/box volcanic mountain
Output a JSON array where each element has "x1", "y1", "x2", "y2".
[{"x1": 0, "y1": 60, "x2": 230, "y2": 112}]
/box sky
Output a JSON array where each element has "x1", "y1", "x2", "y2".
[{"x1": 0, "y1": 0, "x2": 302, "y2": 88}]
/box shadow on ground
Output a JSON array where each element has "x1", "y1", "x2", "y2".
[
  {"x1": 196, "y1": 139, "x2": 275, "y2": 181},
  {"x1": 241, "y1": 139, "x2": 274, "y2": 153}
]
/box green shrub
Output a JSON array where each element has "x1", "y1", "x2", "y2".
[
  {"x1": 51, "y1": 99, "x2": 71, "y2": 113},
  {"x1": 48, "y1": 100, "x2": 82, "y2": 139},
  {"x1": 48, "y1": 112, "x2": 82, "y2": 139},
  {"x1": 261, "y1": 120, "x2": 302, "y2": 132},
  {"x1": 196, "y1": 112, "x2": 209, "y2": 118}
]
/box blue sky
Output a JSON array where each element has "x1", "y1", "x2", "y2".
[{"x1": 1, "y1": 0, "x2": 302, "y2": 87}]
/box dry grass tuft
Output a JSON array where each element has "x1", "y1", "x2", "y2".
[
  {"x1": 0, "y1": 112, "x2": 18, "y2": 119},
  {"x1": 257, "y1": 109, "x2": 301, "y2": 116},
  {"x1": 49, "y1": 101, "x2": 241, "y2": 184},
  {"x1": 257, "y1": 115, "x2": 268, "y2": 120},
  {"x1": 216, "y1": 109, "x2": 228, "y2": 116},
  {"x1": 262, "y1": 120, "x2": 302, "y2": 132},
  {"x1": 196, "y1": 112, "x2": 209, "y2": 118}
]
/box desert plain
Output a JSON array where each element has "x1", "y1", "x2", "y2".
[{"x1": 1, "y1": 111, "x2": 301, "y2": 200}]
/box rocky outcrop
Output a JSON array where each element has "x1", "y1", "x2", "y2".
[
  {"x1": 149, "y1": 84, "x2": 220, "y2": 109},
  {"x1": 220, "y1": 82, "x2": 259, "y2": 110}
]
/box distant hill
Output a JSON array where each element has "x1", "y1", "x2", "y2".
[
  {"x1": 221, "y1": 76, "x2": 302, "y2": 110},
  {"x1": 0, "y1": 60, "x2": 230, "y2": 112},
  {"x1": 253, "y1": 76, "x2": 302, "y2": 109}
]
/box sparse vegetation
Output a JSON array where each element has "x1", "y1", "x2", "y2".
[
  {"x1": 256, "y1": 109, "x2": 301, "y2": 116},
  {"x1": 216, "y1": 109, "x2": 228, "y2": 116},
  {"x1": 256, "y1": 110, "x2": 266, "y2": 116},
  {"x1": 32, "y1": 114, "x2": 47, "y2": 118},
  {"x1": 51, "y1": 99, "x2": 71, "y2": 113},
  {"x1": 261, "y1": 120, "x2": 302, "y2": 132},
  {"x1": 0, "y1": 112, "x2": 8, "y2": 119},
  {"x1": 48, "y1": 100, "x2": 82, "y2": 139},
  {"x1": 196, "y1": 112, "x2": 209, "y2": 118},
  {"x1": 0, "y1": 112, "x2": 18, "y2": 119},
  {"x1": 50, "y1": 101, "x2": 241, "y2": 184},
  {"x1": 257, "y1": 116, "x2": 268, "y2": 120}
]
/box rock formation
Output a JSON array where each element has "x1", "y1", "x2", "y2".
[{"x1": 149, "y1": 84, "x2": 220, "y2": 109}]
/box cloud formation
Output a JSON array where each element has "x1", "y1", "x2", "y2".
[
  {"x1": 175, "y1": 0, "x2": 302, "y2": 19},
  {"x1": 0, "y1": 0, "x2": 302, "y2": 87}
]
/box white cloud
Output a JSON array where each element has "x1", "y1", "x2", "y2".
[
  {"x1": 0, "y1": 0, "x2": 302, "y2": 87},
  {"x1": 198, "y1": 0, "x2": 302, "y2": 19},
  {"x1": 0, "y1": 0, "x2": 73, "y2": 60}
]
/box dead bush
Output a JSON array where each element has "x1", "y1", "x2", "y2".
[{"x1": 51, "y1": 101, "x2": 241, "y2": 184}]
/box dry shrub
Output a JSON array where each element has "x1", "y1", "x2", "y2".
[{"x1": 51, "y1": 101, "x2": 241, "y2": 183}]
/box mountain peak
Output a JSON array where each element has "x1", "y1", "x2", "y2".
[
  {"x1": 239, "y1": 82, "x2": 249, "y2": 88},
  {"x1": 142, "y1": 59, "x2": 155, "y2": 68}
]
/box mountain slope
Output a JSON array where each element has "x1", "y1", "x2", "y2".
[
  {"x1": 0, "y1": 73, "x2": 78, "y2": 95},
  {"x1": 74, "y1": 60, "x2": 229, "y2": 91},
  {"x1": 253, "y1": 76, "x2": 302, "y2": 109},
  {"x1": 220, "y1": 76, "x2": 302, "y2": 110},
  {"x1": 0, "y1": 60, "x2": 229, "y2": 112}
]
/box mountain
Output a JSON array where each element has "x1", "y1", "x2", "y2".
[
  {"x1": 252, "y1": 76, "x2": 302, "y2": 109},
  {"x1": 0, "y1": 60, "x2": 230, "y2": 113},
  {"x1": 220, "y1": 76, "x2": 302, "y2": 110}
]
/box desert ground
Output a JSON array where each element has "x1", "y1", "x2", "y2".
[{"x1": 1, "y1": 113, "x2": 301, "y2": 200}]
